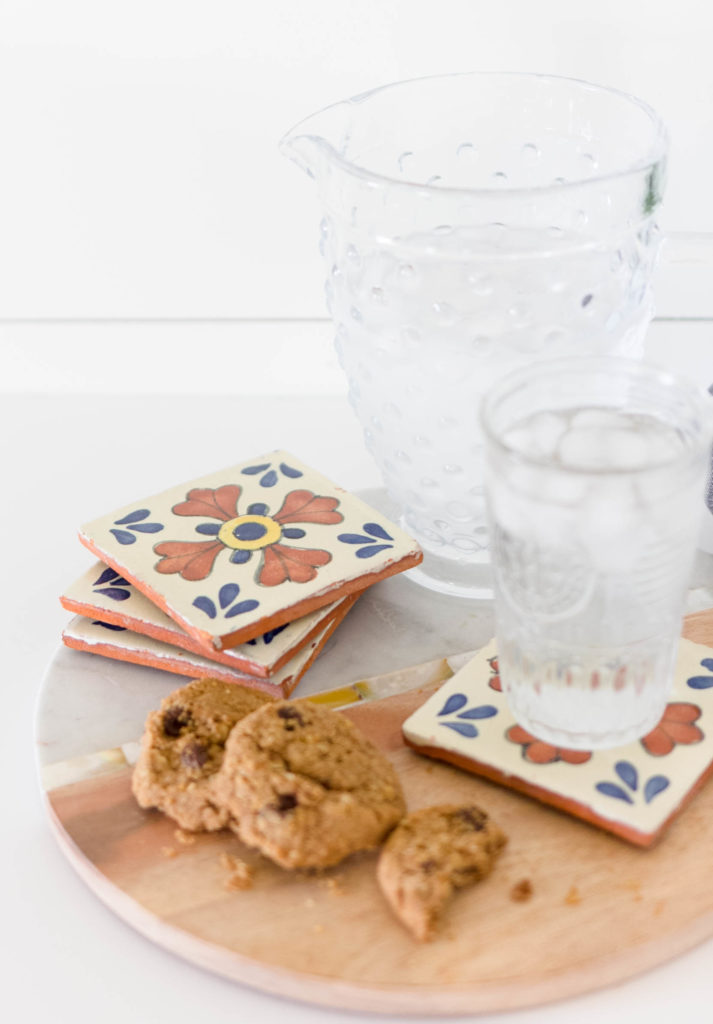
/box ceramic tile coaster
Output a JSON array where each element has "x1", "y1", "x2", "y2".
[
  {"x1": 61, "y1": 561, "x2": 351, "y2": 679},
  {"x1": 62, "y1": 595, "x2": 357, "y2": 698},
  {"x1": 403, "y1": 638, "x2": 713, "y2": 847},
  {"x1": 78, "y1": 450, "x2": 422, "y2": 651}
]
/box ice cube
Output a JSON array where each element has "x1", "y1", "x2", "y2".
[
  {"x1": 529, "y1": 410, "x2": 569, "y2": 458},
  {"x1": 558, "y1": 426, "x2": 650, "y2": 471},
  {"x1": 570, "y1": 408, "x2": 635, "y2": 431}
]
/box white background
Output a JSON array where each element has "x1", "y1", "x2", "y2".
[
  {"x1": 0, "y1": 0, "x2": 712, "y2": 324},
  {"x1": 5, "y1": 4, "x2": 713, "y2": 1023}
]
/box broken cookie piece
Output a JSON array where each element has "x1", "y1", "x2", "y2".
[{"x1": 377, "y1": 804, "x2": 506, "y2": 941}]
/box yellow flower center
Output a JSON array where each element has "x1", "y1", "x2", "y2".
[{"x1": 218, "y1": 514, "x2": 282, "y2": 551}]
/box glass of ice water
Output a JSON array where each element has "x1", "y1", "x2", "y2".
[{"x1": 481, "y1": 357, "x2": 713, "y2": 749}]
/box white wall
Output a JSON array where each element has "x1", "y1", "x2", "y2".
[{"x1": 1, "y1": 0, "x2": 712, "y2": 320}]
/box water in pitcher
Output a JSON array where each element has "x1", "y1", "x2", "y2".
[
  {"x1": 329, "y1": 223, "x2": 656, "y2": 594},
  {"x1": 486, "y1": 404, "x2": 703, "y2": 749}
]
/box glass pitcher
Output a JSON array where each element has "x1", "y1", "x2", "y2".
[{"x1": 281, "y1": 72, "x2": 668, "y2": 597}]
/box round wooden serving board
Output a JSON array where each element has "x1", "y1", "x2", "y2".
[{"x1": 43, "y1": 611, "x2": 713, "y2": 1015}]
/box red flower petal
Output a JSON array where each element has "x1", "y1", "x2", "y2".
[
  {"x1": 153, "y1": 540, "x2": 223, "y2": 580},
  {"x1": 661, "y1": 702, "x2": 702, "y2": 725},
  {"x1": 641, "y1": 726, "x2": 674, "y2": 757},
  {"x1": 662, "y1": 721, "x2": 704, "y2": 746},
  {"x1": 273, "y1": 489, "x2": 342, "y2": 525},
  {"x1": 507, "y1": 724, "x2": 536, "y2": 745},
  {"x1": 488, "y1": 674, "x2": 502, "y2": 692},
  {"x1": 559, "y1": 748, "x2": 592, "y2": 764},
  {"x1": 258, "y1": 543, "x2": 331, "y2": 586},
  {"x1": 524, "y1": 740, "x2": 559, "y2": 764},
  {"x1": 172, "y1": 484, "x2": 241, "y2": 522}
]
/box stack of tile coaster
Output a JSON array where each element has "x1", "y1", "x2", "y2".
[{"x1": 60, "y1": 451, "x2": 423, "y2": 698}]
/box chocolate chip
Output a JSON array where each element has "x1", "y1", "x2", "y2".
[
  {"x1": 510, "y1": 879, "x2": 534, "y2": 902},
  {"x1": 419, "y1": 859, "x2": 438, "y2": 874},
  {"x1": 274, "y1": 793, "x2": 298, "y2": 814},
  {"x1": 163, "y1": 706, "x2": 191, "y2": 737},
  {"x1": 455, "y1": 807, "x2": 487, "y2": 831},
  {"x1": 277, "y1": 706, "x2": 305, "y2": 727},
  {"x1": 180, "y1": 742, "x2": 208, "y2": 769}
]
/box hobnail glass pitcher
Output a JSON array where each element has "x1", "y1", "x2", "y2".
[{"x1": 281, "y1": 72, "x2": 667, "y2": 597}]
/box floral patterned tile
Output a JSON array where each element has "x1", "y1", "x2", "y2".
[
  {"x1": 78, "y1": 451, "x2": 422, "y2": 651},
  {"x1": 61, "y1": 561, "x2": 352, "y2": 678},
  {"x1": 61, "y1": 597, "x2": 357, "y2": 699},
  {"x1": 403, "y1": 638, "x2": 713, "y2": 846}
]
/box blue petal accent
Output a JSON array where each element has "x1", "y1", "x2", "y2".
[
  {"x1": 615, "y1": 761, "x2": 638, "y2": 791},
  {"x1": 595, "y1": 782, "x2": 634, "y2": 804},
  {"x1": 242, "y1": 463, "x2": 270, "y2": 475},
  {"x1": 196, "y1": 523, "x2": 221, "y2": 535},
  {"x1": 363, "y1": 522, "x2": 393, "y2": 541},
  {"x1": 261, "y1": 624, "x2": 288, "y2": 644},
  {"x1": 356, "y1": 544, "x2": 392, "y2": 558},
  {"x1": 113, "y1": 576, "x2": 131, "y2": 586},
  {"x1": 94, "y1": 567, "x2": 119, "y2": 586},
  {"x1": 438, "y1": 693, "x2": 468, "y2": 716},
  {"x1": 338, "y1": 533, "x2": 372, "y2": 544},
  {"x1": 114, "y1": 509, "x2": 150, "y2": 525},
  {"x1": 110, "y1": 529, "x2": 136, "y2": 545},
  {"x1": 687, "y1": 675, "x2": 713, "y2": 689},
  {"x1": 247, "y1": 502, "x2": 269, "y2": 515},
  {"x1": 644, "y1": 775, "x2": 670, "y2": 803},
  {"x1": 93, "y1": 620, "x2": 127, "y2": 631},
  {"x1": 457, "y1": 704, "x2": 498, "y2": 720},
  {"x1": 129, "y1": 522, "x2": 163, "y2": 533},
  {"x1": 441, "y1": 721, "x2": 479, "y2": 738},
  {"x1": 229, "y1": 549, "x2": 252, "y2": 564},
  {"x1": 260, "y1": 470, "x2": 278, "y2": 487},
  {"x1": 224, "y1": 599, "x2": 260, "y2": 618},
  {"x1": 219, "y1": 583, "x2": 240, "y2": 609},
  {"x1": 700, "y1": 658, "x2": 713, "y2": 671},
  {"x1": 229, "y1": 548, "x2": 252, "y2": 565},
  {"x1": 192, "y1": 596, "x2": 217, "y2": 619},
  {"x1": 96, "y1": 587, "x2": 131, "y2": 602},
  {"x1": 280, "y1": 462, "x2": 303, "y2": 478},
  {"x1": 281, "y1": 528, "x2": 306, "y2": 539}
]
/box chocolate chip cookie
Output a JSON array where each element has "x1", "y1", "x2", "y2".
[
  {"x1": 377, "y1": 804, "x2": 507, "y2": 940},
  {"x1": 132, "y1": 677, "x2": 271, "y2": 831},
  {"x1": 213, "y1": 700, "x2": 406, "y2": 868}
]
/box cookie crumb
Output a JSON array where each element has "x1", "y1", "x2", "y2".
[
  {"x1": 323, "y1": 876, "x2": 345, "y2": 896},
  {"x1": 510, "y1": 879, "x2": 533, "y2": 902},
  {"x1": 312, "y1": 923, "x2": 325, "y2": 934},
  {"x1": 564, "y1": 885, "x2": 581, "y2": 905},
  {"x1": 219, "y1": 852, "x2": 254, "y2": 891},
  {"x1": 161, "y1": 846, "x2": 177, "y2": 859},
  {"x1": 303, "y1": 897, "x2": 316, "y2": 909},
  {"x1": 174, "y1": 828, "x2": 196, "y2": 845}
]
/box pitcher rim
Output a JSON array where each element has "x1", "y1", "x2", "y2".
[{"x1": 281, "y1": 70, "x2": 668, "y2": 199}]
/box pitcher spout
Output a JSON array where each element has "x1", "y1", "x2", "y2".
[{"x1": 279, "y1": 99, "x2": 354, "y2": 181}]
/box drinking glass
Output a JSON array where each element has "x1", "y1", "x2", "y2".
[
  {"x1": 281, "y1": 73, "x2": 668, "y2": 597},
  {"x1": 481, "y1": 357, "x2": 713, "y2": 749}
]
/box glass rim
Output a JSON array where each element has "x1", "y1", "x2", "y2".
[
  {"x1": 479, "y1": 355, "x2": 713, "y2": 477},
  {"x1": 282, "y1": 71, "x2": 669, "y2": 200}
]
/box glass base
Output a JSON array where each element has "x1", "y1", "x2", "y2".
[
  {"x1": 510, "y1": 699, "x2": 666, "y2": 751},
  {"x1": 403, "y1": 546, "x2": 494, "y2": 599}
]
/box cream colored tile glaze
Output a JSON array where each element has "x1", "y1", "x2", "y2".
[{"x1": 79, "y1": 450, "x2": 421, "y2": 649}]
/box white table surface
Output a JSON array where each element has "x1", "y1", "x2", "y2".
[{"x1": 7, "y1": 319, "x2": 713, "y2": 1023}]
